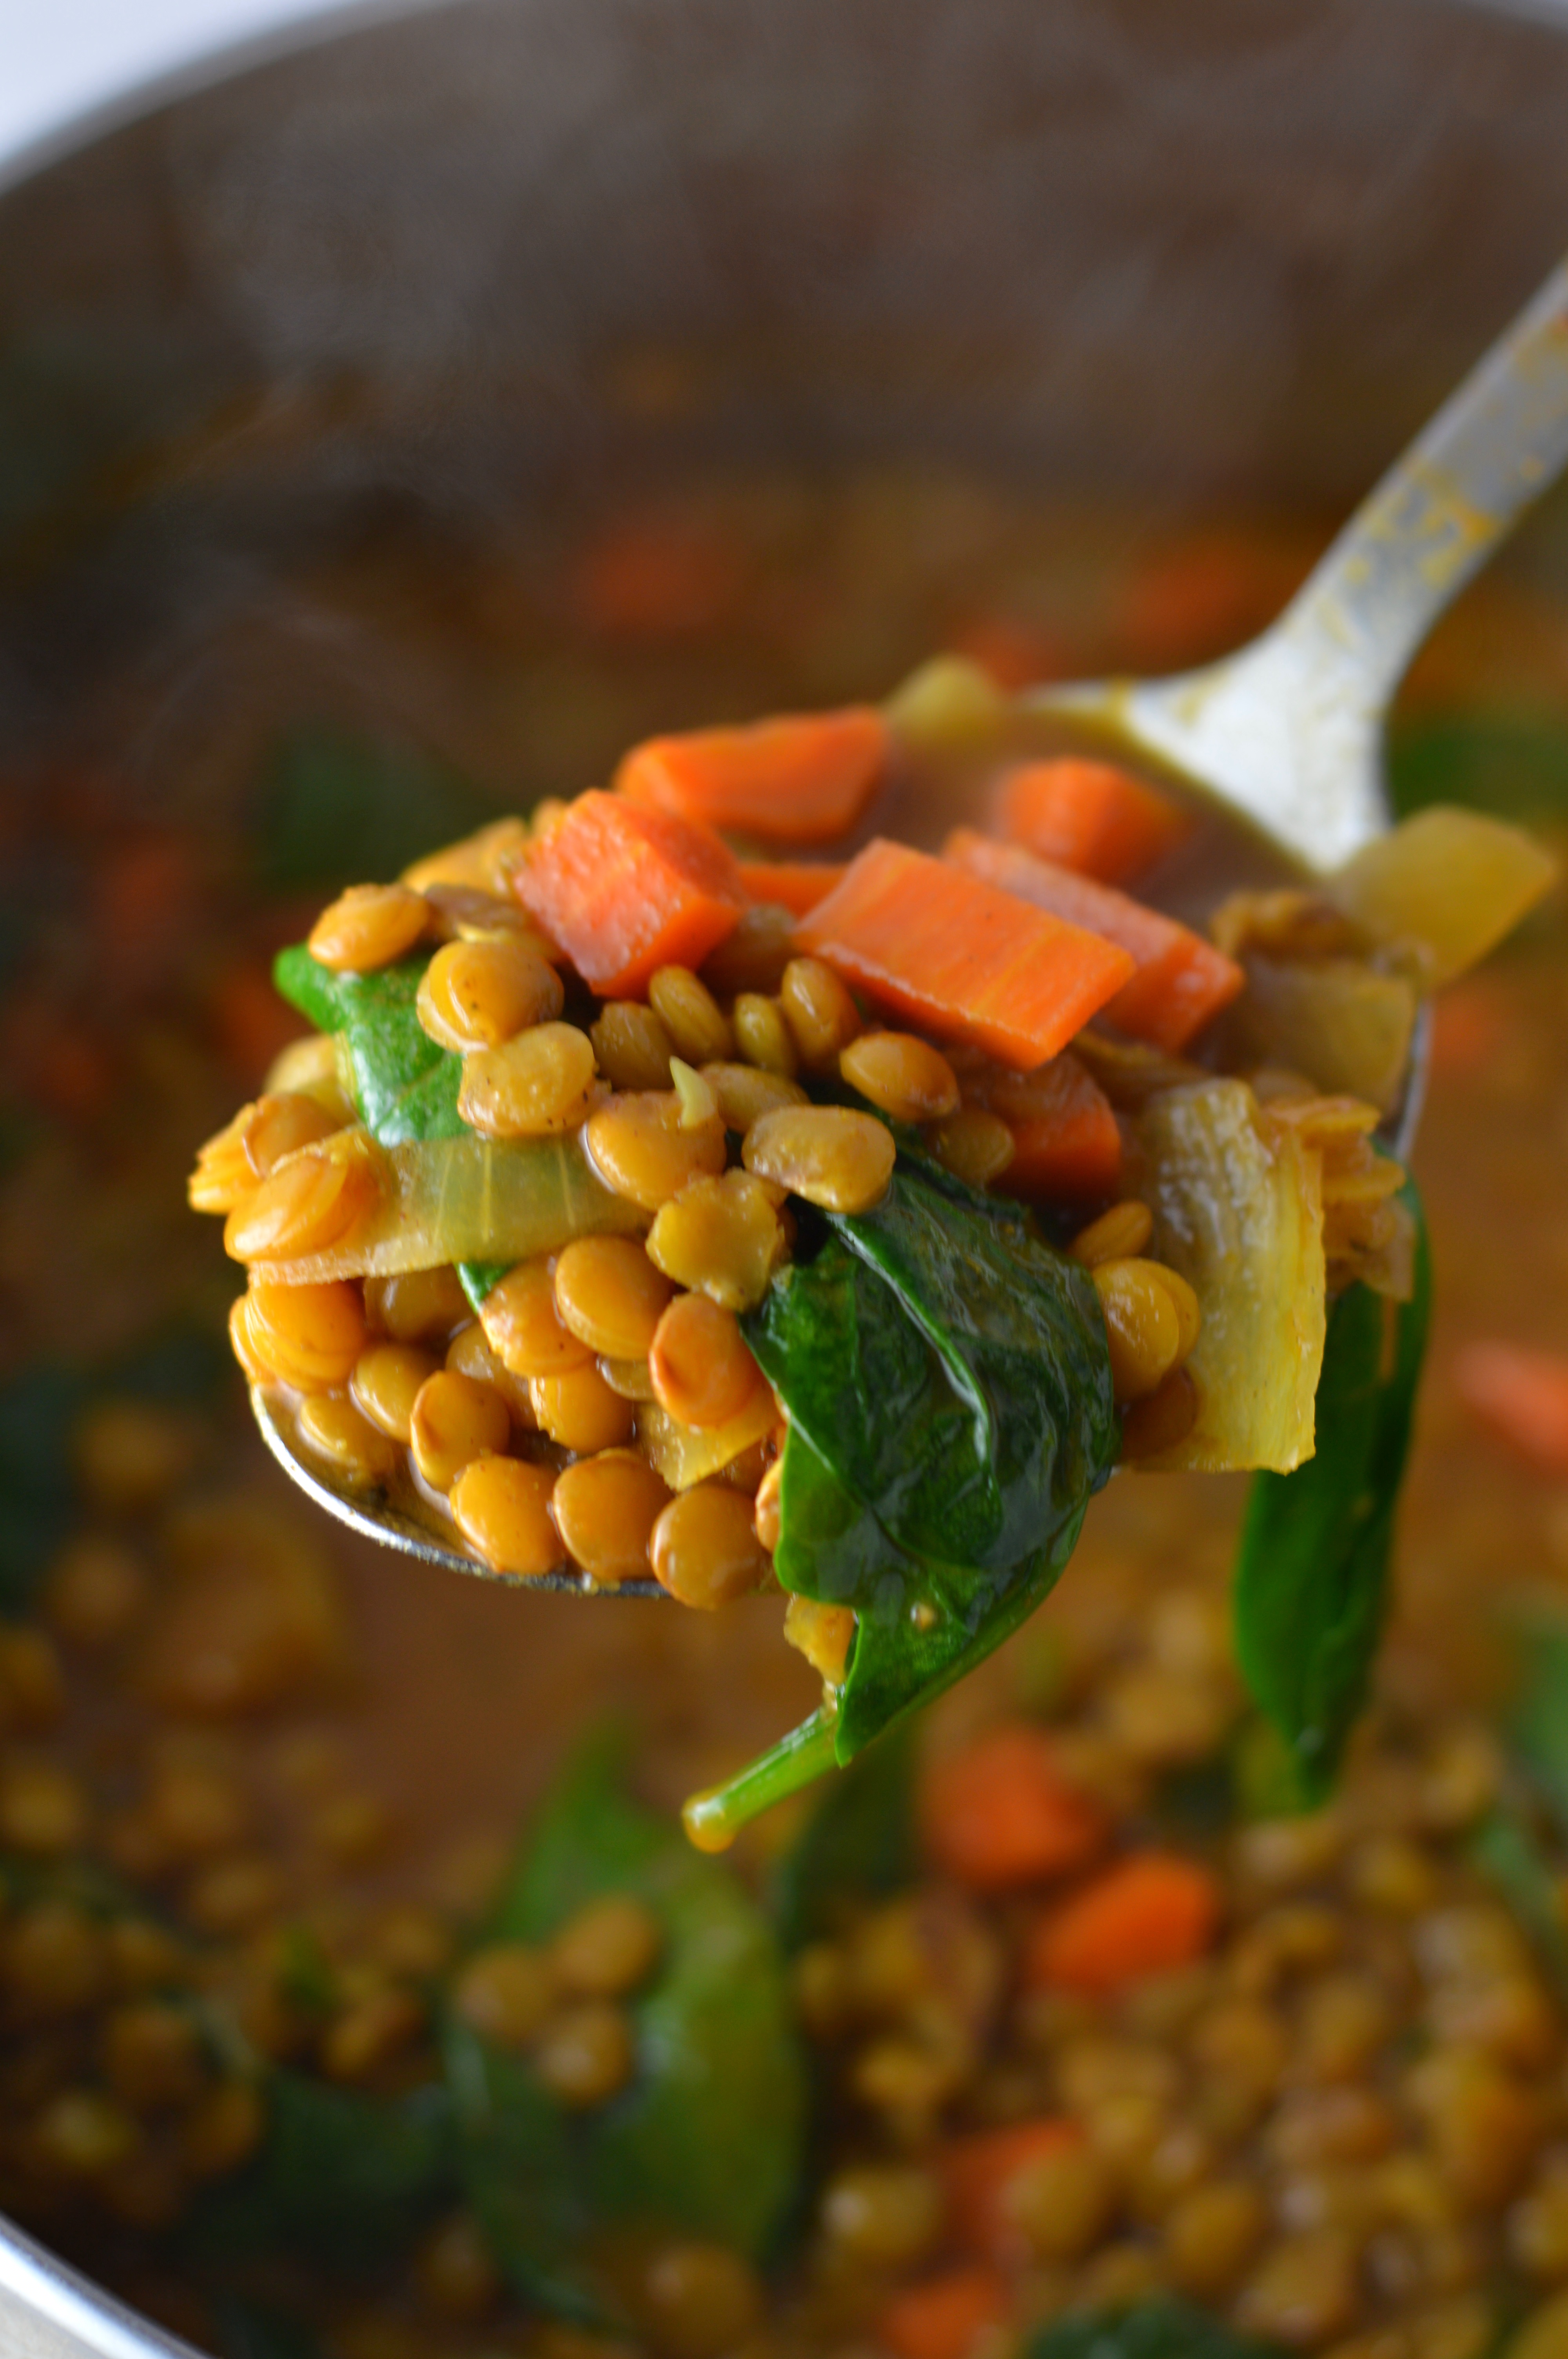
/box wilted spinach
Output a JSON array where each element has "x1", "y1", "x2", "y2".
[
  {"x1": 274, "y1": 944, "x2": 495, "y2": 1307},
  {"x1": 1232, "y1": 1179, "x2": 1430, "y2": 1807},
  {"x1": 446, "y1": 1739, "x2": 806, "y2": 2325},
  {"x1": 684, "y1": 1158, "x2": 1117, "y2": 1841},
  {"x1": 772, "y1": 1719, "x2": 918, "y2": 1952}
]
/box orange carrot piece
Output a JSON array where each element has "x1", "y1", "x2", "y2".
[
  {"x1": 512, "y1": 791, "x2": 746, "y2": 997},
  {"x1": 738, "y1": 860, "x2": 848, "y2": 918},
  {"x1": 944, "y1": 828, "x2": 1243, "y2": 1054},
  {"x1": 1026, "y1": 1853, "x2": 1222, "y2": 1996},
  {"x1": 922, "y1": 1723, "x2": 1107, "y2": 1893},
  {"x1": 980, "y1": 1054, "x2": 1122, "y2": 1201},
  {"x1": 992, "y1": 757, "x2": 1193, "y2": 887},
  {"x1": 877, "y1": 2270, "x2": 1011, "y2": 2359},
  {"x1": 615, "y1": 709, "x2": 888, "y2": 846},
  {"x1": 1454, "y1": 1340, "x2": 1568, "y2": 1476},
  {"x1": 941, "y1": 2119, "x2": 1085, "y2": 2262},
  {"x1": 795, "y1": 838, "x2": 1136, "y2": 1072}
]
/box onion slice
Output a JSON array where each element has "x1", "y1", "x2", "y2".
[
  {"x1": 232, "y1": 1130, "x2": 647, "y2": 1283},
  {"x1": 1136, "y1": 1078, "x2": 1326, "y2": 1474}
]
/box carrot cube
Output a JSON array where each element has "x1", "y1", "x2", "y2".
[
  {"x1": 944, "y1": 829, "x2": 1243, "y2": 1054},
  {"x1": 993, "y1": 756, "x2": 1193, "y2": 886},
  {"x1": 615, "y1": 708, "x2": 887, "y2": 845},
  {"x1": 794, "y1": 838, "x2": 1136, "y2": 1072},
  {"x1": 512, "y1": 791, "x2": 746, "y2": 998}
]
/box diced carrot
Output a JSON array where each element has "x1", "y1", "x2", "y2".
[
  {"x1": 877, "y1": 2269, "x2": 1010, "y2": 2359},
  {"x1": 738, "y1": 860, "x2": 848, "y2": 918},
  {"x1": 941, "y1": 2119, "x2": 1085, "y2": 2262},
  {"x1": 922, "y1": 1723, "x2": 1108, "y2": 1893},
  {"x1": 512, "y1": 791, "x2": 746, "y2": 997},
  {"x1": 979, "y1": 1054, "x2": 1122, "y2": 1201},
  {"x1": 1118, "y1": 528, "x2": 1313, "y2": 670},
  {"x1": 795, "y1": 838, "x2": 1136, "y2": 1073},
  {"x1": 1026, "y1": 1853, "x2": 1223, "y2": 1996},
  {"x1": 615, "y1": 709, "x2": 888, "y2": 846},
  {"x1": 992, "y1": 758, "x2": 1193, "y2": 888},
  {"x1": 1454, "y1": 1340, "x2": 1568, "y2": 1476},
  {"x1": 1429, "y1": 976, "x2": 1513, "y2": 1080},
  {"x1": 944, "y1": 829, "x2": 1243, "y2": 1054}
]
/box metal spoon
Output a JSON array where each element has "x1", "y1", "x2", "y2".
[{"x1": 254, "y1": 254, "x2": 1568, "y2": 1588}]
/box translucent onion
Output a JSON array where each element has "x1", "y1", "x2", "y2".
[
  {"x1": 1137, "y1": 1078, "x2": 1326, "y2": 1474},
  {"x1": 637, "y1": 1393, "x2": 777, "y2": 1492},
  {"x1": 231, "y1": 1131, "x2": 646, "y2": 1283},
  {"x1": 1239, "y1": 954, "x2": 1416, "y2": 1116},
  {"x1": 1329, "y1": 804, "x2": 1559, "y2": 988}
]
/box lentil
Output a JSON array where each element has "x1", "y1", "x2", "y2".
[
  {"x1": 650, "y1": 1484, "x2": 773, "y2": 1608},
  {"x1": 925, "y1": 1104, "x2": 1016, "y2": 1188},
  {"x1": 646, "y1": 1170, "x2": 784, "y2": 1311},
  {"x1": 743, "y1": 1103, "x2": 896, "y2": 1212},
  {"x1": 590, "y1": 1000, "x2": 676, "y2": 1091},
  {"x1": 458, "y1": 1021, "x2": 598, "y2": 1137},
  {"x1": 649, "y1": 966, "x2": 734, "y2": 1064},
  {"x1": 780, "y1": 955, "x2": 861, "y2": 1066},
  {"x1": 408, "y1": 1369, "x2": 511, "y2": 1490},
  {"x1": 585, "y1": 1091, "x2": 728, "y2": 1210},
  {"x1": 639, "y1": 2244, "x2": 762, "y2": 2359},
  {"x1": 550, "y1": 1452, "x2": 670, "y2": 1584},
  {"x1": 363, "y1": 1265, "x2": 470, "y2": 1342},
  {"x1": 453, "y1": 1944, "x2": 557, "y2": 2047},
  {"x1": 554, "y1": 1236, "x2": 673, "y2": 1358},
  {"x1": 480, "y1": 1258, "x2": 594, "y2": 1378},
  {"x1": 416, "y1": 935, "x2": 563, "y2": 1051},
  {"x1": 351, "y1": 1341, "x2": 441, "y2": 1443},
  {"x1": 841, "y1": 1030, "x2": 960, "y2": 1122},
  {"x1": 226, "y1": 1134, "x2": 383, "y2": 1264},
  {"x1": 650, "y1": 1293, "x2": 766, "y2": 1429},
  {"x1": 534, "y1": 2001, "x2": 637, "y2": 2108},
  {"x1": 449, "y1": 1457, "x2": 564, "y2": 1578},
  {"x1": 308, "y1": 881, "x2": 430, "y2": 970},
  {"x1": 701, "y1": 903, "x2": 796, "y2": 996},
  {"x1": 1092, "y1": 1256, "x2": 1185, "y2": 1402},
  {"x1": 529, "y1": 1361, "x2": 638, "y2": 1453},
  {"x1": 698, "y1": 1060, "x2": 809, "y2": 1130},
  {"x1": 733, "y1": 992, "x2": 799, "y2": 1078},
  {"x1": 297, "y1": 1390, "x2": 399, "y2": 1483},
  {"x1": 552, "y1": 1896, "x2": 663, "y2": 1997},
  {"x1": 42, "y1": 1536, "x2": 148, "y2": 1650}
]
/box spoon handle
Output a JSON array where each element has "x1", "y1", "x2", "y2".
[{"x1": 1278, "y1": 256, "x2": 1568, "y2": 711}]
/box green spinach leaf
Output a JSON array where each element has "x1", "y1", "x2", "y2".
[
  {"x1": 446, "y1": 1739, "x2": 806, "y2": 2322},
  {"x1": 274, "y1": 943, "x2": 499, "y2": 1307},
  {"x1": 1232, "y1": 1178, "x2": 1431, "y2": 1806},
  {"x1": 1503, "y1": 1607, "x2": 1568, "y2": 1843},
  {"x1": 188, "y1": 2071, "x2": 456, "y2": 2271},
  {"x1": 1387, "y1": 709, "x2": 1568, "y2": 827},
  {"x1": 1028, "y1": 2298, "x2": 1285, "y2": 2359},
  {"x1": 1470, "y1": 1805, "x2": 1568, "y2": 2002},
  {"x1": 251, "y1": 727, "x2": 493, "y2": 896},
  {"x1": 745, "y1": 1160, "x2": 1118, "y2": 1763}
]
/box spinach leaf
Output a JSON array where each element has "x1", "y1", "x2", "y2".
[
  {"x1": 274, "y1": 946, "x2": 464, "y2": 1148},
  {"x1": 745, "y1": 1160, "x2": 1118, "y2": 1763},
  {"x1": 447, "y1": 1740, "x2": 806, "y2": 2321},
  {"x1": 772, "y1": 1720, "x2": 917, "y2": 1952},
  {"x1": 1232, "y1": 1178, "x2": 1431, "y2": 1807},
  {"x1": 1503, "y1": 1607, "x2": 1568, "y2": 1843},
  {"x1": 251, "y1": 727, "x2": 492, "y2": 896},
  {"x1": 274, "y1": 944, "x2": 498, "y2": 1308},
  {"x1": 1028, "y1": 2299, "x2": 1285, "y2": 2359},
  {"x1": 1388, "y1": 709, "x2": 1568, "y2": 827},
  {"x1": 188, "y1": 2071, "x2": 456, "y2": 2271},
  {"x1": 1470, "y1": 1805, "x2": 1568, "y2": 2002}
]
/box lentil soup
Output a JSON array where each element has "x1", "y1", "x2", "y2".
[{"x1": 1, "y1": 476, "x2": 1566, "y2": 2359}]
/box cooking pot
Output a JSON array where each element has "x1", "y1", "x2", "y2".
[{"x1": 3, "y1": 1, "x2": 1568, "y2": 2349}]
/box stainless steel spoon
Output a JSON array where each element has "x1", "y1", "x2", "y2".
[{"x1": 254, "y1": 254, "x2": 1568, "y2": 1588}]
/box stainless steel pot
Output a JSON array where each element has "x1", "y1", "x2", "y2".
[{"x1": 3, "y1": 1, "x2": 1568, "y2": 2349}]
